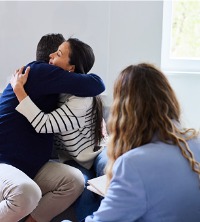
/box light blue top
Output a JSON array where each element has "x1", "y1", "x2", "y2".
[{"x1": 85, "y1": 136, "x2": 200, "y2": 222}]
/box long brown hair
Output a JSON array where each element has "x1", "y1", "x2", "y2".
[
  {"x1": 92, "y1": 96, "x2": 103, "y2": 145},
  {"x1": 106, "y1": 63, "x2": 200, "y2": 187}
]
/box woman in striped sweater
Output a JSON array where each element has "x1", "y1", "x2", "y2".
[{"x1": 11, "y1": 38, "x2": 108, "y2": 178}]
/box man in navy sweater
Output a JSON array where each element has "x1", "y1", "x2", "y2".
[{"x1": 0, "y1": 34, "x2": 105, "y2": 222}]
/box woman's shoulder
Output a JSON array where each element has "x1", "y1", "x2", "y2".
[
  {"x1": 114, "y1": 141, "x2": 177, "y2": 170},
  {"x1": 67, "y1": 96, "x2": 93, "y2": 109}
]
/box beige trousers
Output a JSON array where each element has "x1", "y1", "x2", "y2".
[
  {"x1": 0, "y1": 164, "x2": 42, "y2": 222},
  {"x1": 0, "y1": 161, "x2": 85, "y2": 222}
]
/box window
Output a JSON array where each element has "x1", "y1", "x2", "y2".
[{"x1": 161, "y1": 0, "x2": 200, "y2": 73}]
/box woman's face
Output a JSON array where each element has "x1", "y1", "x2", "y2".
[{"x1": 49, "y1": 41, "x2": 74, "y2": 71}]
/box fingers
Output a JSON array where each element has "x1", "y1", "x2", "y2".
[
  {"x1": 15, "y1": 66, "x2": 23, "y2": 75},
  {"x1": 21, "y1": 66, "x2": 30, "y2": 83},
  {"x1": 24, "y1": 66, "x2": 30, "y2": 76},
  {"x1": 14, "y1": 66, "x2": 30, "y2": 76},
  {"x1": 10, "y1": 66, "x2": 30, "y2": 88}
]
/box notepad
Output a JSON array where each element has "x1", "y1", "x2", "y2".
[{"x1": 87, "y1": 175, "x2": 107, "y2": 197}]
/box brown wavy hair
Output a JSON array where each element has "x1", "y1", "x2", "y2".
[{"x1": 106, "y1": 63, "x2": 200, "y2": 187}]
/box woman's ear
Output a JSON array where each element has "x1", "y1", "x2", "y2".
[{"x1": 69, "y1": 65, "x2": 75, "y2": 72}]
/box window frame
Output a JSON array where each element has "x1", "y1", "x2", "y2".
[{"x1": 161, "y1": 0, "x2": 200, "y2": 74}]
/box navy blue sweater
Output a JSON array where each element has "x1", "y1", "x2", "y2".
[{"x1": 0, "y1": 61, "x2": 105, "y2": 178}]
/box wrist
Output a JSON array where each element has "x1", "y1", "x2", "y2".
[{"x1": 13, "y1": 84, "x2": 28, "y2": 102}]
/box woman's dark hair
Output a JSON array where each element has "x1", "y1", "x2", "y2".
[
  {"x1": 67, "y1": 38, "x2": 103, "y2": 145},
  {"x1": 67, "y1": 38, "x2": 95, "y2": 74}
]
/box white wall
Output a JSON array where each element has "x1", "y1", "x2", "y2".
[
  {"x1": 0, "y1": 1, "x2": 111, "y2": 91},
  {"x1": 1, "y1": 1, "x2": 199, "y2": 129},
  {"x1": 104, "y1": 1, "x2": 163, "y2": 105},
  {"x1": 0, "y1": 1, "x2": 163, "y2": 101},
  {"x1": 166, "y1": 73, "x2": 200, "y2": 130}
]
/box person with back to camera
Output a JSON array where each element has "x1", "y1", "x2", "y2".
[
  {"x1": 10, "y1": 37, "x2": 108, "y2": 222},
  {"x1": 82, "y1": 63, "x2": 200, "y2": 222},
  {"x1": 11, "y1": 37, "x2": 109, "y2": 221},
  {"x1": 11, "y1": 38, "x2": 108, "y2": 180},
  {"x1": 0, "y1": 33, "x2": 105, "y2": 222}
]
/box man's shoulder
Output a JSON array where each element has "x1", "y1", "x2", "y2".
[
  {"x1": 27, "y1": 60, "x2": 49, "y2": 68},
  {"x1": 27, "y1": 61, "x2": 62, "y2": 75}
]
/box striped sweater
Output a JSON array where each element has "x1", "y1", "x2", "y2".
[{"x1": 16, "y1": 94, "x2": 107, "y2": 169}]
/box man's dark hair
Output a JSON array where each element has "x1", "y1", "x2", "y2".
[{"x1": 36, "y1": 33, "x2": 65, "y2": 62}]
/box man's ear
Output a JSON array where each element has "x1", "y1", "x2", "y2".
[{"x1": 69, "y1": 65, "x2": 75, "y2": 72}]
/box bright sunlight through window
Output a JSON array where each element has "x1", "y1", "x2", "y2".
[{"x1": 161, "y1": 0, "x2": 200, "y2": 73}]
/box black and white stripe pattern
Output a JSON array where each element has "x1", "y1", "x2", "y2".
[
  {"x1": 16, "y1": 94, "x2": 104, "y2": 169},
  {"x1": 54, "y1": 106, "x2": 96, "y2": 158},
  {"x1": 30, "y1": 95, "x2": 89, "y2": 134}
]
